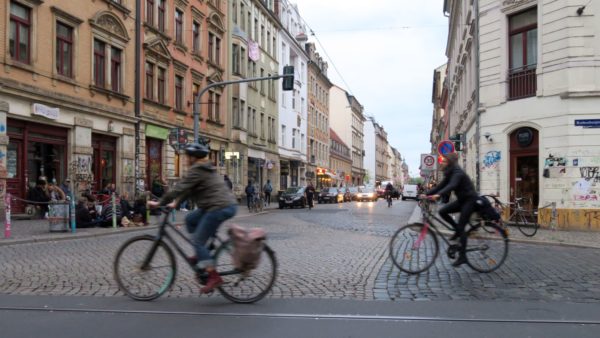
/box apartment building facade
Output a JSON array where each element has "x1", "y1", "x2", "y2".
[
  {"x1": 443, "y1": 0, "x2": 600, "y2": 230},
  {"x1": 1, "y1": 0, "x2": 138, "y2": 213}
]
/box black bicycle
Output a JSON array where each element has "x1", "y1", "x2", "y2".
[
  {"x1": 476, "y1": 195, "x2": 540, "y2": 237},
  {"x1": 113, "y1": 207, "x2": 277, "y2": 303},
  {"x1": 389, "y1": 198, "x2": 509, "y2": 274}
]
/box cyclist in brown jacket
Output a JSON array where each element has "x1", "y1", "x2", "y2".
[{"x1": 148, "y1": 143, "x2": 237, "y2": 293}]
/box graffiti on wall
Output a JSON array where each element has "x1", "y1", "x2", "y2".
[
  {"x1": 69, "y1": 155, "x2": 94, "y2": 190},
  {"x1": 482, "y1": 151, "x2": 501, "y2": 170},
  {"x1": 580, "y1": 167, "x2": 600, "y2": 184},
  {"x1": 123, "y1": 159, "x2": 135, "y2": 183}
]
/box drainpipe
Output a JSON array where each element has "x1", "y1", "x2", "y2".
[
  {"x1": 474, "y1": 0, "x2": 481, "y2": 192},
  {"x1": 134, "y1": 0, "x2": 142, "y2": 198}
]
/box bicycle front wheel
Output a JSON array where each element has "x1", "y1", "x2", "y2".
[
  {"x1": 465, "y1": 223, "x2": 509, "y2": 273},
  {"x1": 214, "y1": 241, "x2": 277, "y2": 303},
  {"x1": 113, "y1": 235, "x2": 177, "y2": 301},
  {"x1": 389, "y1": 223, "x2": 439, "y2": 274},
  {"x1": 516, "y1": 211, "x2": 538, "y2": 237}
]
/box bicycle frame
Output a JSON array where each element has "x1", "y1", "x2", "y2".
[{"x1": 140, "y1": 209, "x2": 240, "y2": 278}]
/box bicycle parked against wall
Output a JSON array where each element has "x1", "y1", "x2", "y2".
[
  {"x1": 248, "y1": 192, "x2": 264, "y2": 213},
  {"x1": 389, "y1": 198, "x2": 509, "y2": 274},
  {"x1": 475, "y1": 195, "x2": 547, "y2": 237},
  {"x1": 113, "y1": 207, "x2": 277, "y2": 303}
]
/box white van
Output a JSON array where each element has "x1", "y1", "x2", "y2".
[{"x1": 402, "y1": 184, "x2": 419, "y2": 200}]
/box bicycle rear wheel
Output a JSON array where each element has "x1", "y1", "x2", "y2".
[
  {"x1": 389, "y1": 223, "x2": 439, "y2": 274},
  {"x1": 465, "y1": 223, "x2": 509, "y2": 273},
  {"x1": 516, "y1": 211, "x2": 538, "y2": 237},
  {"x1": 113, "y1": 235, "x2": 177, "y2": 301},
  {"x1": 214, "y1": 241, "x2": 277, "y2": 303}
]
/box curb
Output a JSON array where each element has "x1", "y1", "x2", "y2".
[
  {"x1": 0, "y1": 210, "x2": 275, "y2": 247},
  {"x1": 407, "y1": 205, "x2": 600, "y2": 250}
]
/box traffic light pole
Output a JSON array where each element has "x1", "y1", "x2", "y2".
[{"x1": 193, "y1": 73, "x2": 294, "y2": 143}]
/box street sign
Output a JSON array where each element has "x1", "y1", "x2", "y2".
[
  {"x1": 438, "y1": 140, "x2": 455, "y2": 155},
  {"x1": 421, "y1": 154, "x2": 437, "y2": 171}
]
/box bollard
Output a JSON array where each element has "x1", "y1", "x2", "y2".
[
  {"x1": 69, "y1": 193, "x2": 76, "y2": 233},
  {"x1": 112, "y1": 192, "x2": 117, "y2": 228},
  {"x1": 146, "y1": 194, "x2": 150, "y2": 224},
  {"x1": 4, "y1": 193, "x2": 11, "y2": 239}
]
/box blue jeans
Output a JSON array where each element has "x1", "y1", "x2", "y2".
[{"x1": 184, "y1": 204, "x2": 237, "y2": 268}]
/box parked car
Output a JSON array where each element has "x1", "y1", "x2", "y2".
[
  {"x1": 402, "y1": 184, "x2": 419, "y2": 200},
  {"x1": 355, "y1": 187, "x2": 378, "y2": 202},
  {"x1": 278, "y1": 187, "x2": 307, "y2": 208},
  {"x1": 318, "y1": 187, "x2": 338, "y2": 204}
]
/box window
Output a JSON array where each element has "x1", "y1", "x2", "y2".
[
  {"x1": 260, "y1": 68, "x2": 265, "y2": 94},
  {"x1": 111, "y1": 47, "x2": 122, "y2": 92},
  {"x1": 208, "y1": 33, "x2": 221, "y2": 64},
  {"x1": 93, "y1": 39, "x2": 106, "y2": 87},
  {"x1": 292, "y1": 129, "x2": 296, "y2": 148},
  {"x1": 247, "y1": 11, "x2": 252, "y2": 36},
  {"x1": 175, "y1": 9, "x2": 183, "y2": 44},
  {"x1": 254, "y1": 18, "x2": 258, "y2": 41},
  {"x1": 232, "y1": 44, "x2": 240, "y2": 74},
  {"x1": 158, "y1": 0, "x2": 165, "y2": 32},
  {"x1": 232, "y1": 0, "x2": 237, "y2": 24},
  {"x1": 508, "y1": 7, "x2": 537, "y2": 100},
  {"x1": 56, "y1": 22, "x2": 73, "y2": 77},
  {"x1": 252, "y1": 109, "x2": 257, "y2": 134},
  {"x1": 261, "y1": 25, "x2": 265, "y2": 47},
  {"x1": 175, "y1": 75, "x2": 183, "y2": 111},
  {"x1": 272, "y1": 36, "x2": 277, "y2": 59},
  {"x1": 240, "y1": 4, "x2": 245, "y2": 31},
  {"x1": 247, "y1": 106, "x2": 252, "y2": 131},
  {"x1": 232, "y1": 98, "x2": 239, "y2": 127},
  {"x1": 281, "y1": 125, "x2": 286, "y2": 146},
  {"x1": 267, "y1": 31, "x2": 271, "y2": 54},
  {"x1": 145, "y1": 61, "x2": 154, "y2": 100},
  {"x1": 261, "y1": 113, "x2": 265, "y2": 139},
  {"x1": 239, "y1": 100, "x2": 245, "y2": 128},
  {"x1": 215, "y1": 93, "x2": 221, "y2": 122},
  {"x1": 240, "y1": 47, "x2": 246, "y2": 76},
  {"x1": 9, "y1": 2, "x2": 31, "y2": 64},
  {"x1": 146, "y1": 0, "x2": 154, "y2": 25},
  {"x1": 158, "y1": 67, "x2": 166, "y2": 104},
  {"x1": 193, "y1": 22, "x2": 200, "y2": 53}
]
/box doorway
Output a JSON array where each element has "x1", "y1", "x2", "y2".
[
  {"x1": 509, "y1": 127, "x2": 539, "y2": 210},
  {"x1": 92, "y1": 134, "x2": 117, "y2": 193},
  {"x1": 146, "y1": 138, "x2": 163, "y2": 190}
]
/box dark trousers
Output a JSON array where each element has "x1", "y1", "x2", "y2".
[
  {"x1": 246, "y1": 195, "x2": 252, "y2": 208},
  {"x1": 306, "y1": 194, "x2": 314, "y2": 208},
  {"x1": 438, "y1": 197, "x2": 478, "y2": 256},
  {"x1": 264, "y1": 192, "x2": 271, "y2": 205}
]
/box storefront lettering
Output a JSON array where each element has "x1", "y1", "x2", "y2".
[{"x1": 32, "y1": 103, "x2": 59, "y2": 120}]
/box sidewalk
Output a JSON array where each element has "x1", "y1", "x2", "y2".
[
  {"x1": 407, "y1": 204, "x2": 600, "y2": 249},
  {"x1": 0, "y1": 202, "x2": 278, "y2": 246}
]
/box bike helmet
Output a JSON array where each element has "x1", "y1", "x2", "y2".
[{"x1": 184, "y1": 142, "x2": 209, "y2": 158}]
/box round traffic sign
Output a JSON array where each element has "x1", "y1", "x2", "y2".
[
  {"x1": 438, "y1": 140, "x2": 455, "y2": 155},
  {"x1": 423, "y1": 155, "x2": 435, "y2": 167}
]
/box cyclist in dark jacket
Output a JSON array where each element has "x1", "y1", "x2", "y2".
[
  {"x1": 422, "y1": 152, "x2": 478, "y2": 267},
  {"x1": 148, "y1": 143, "x2": 237, "y2": 294}
]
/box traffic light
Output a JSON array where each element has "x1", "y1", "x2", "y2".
[
  {"x1": 282, "y1": 65, "x2": 294, "y2": 91},
  {"x1": 449, "y1": 133, "x2": 463, "y2": 151},
  {"x1": 438, "y1": 155, "x2": 444, "y2": 164}
]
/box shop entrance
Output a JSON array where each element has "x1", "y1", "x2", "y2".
[
  {"x1": 6, "y1": 119, "x2": 68, "y2": 213},
  {"x1": 510, "y1": 127, "x2": 539, "y2": 210},
  {"x1": 146, "y1": 138, "x2": 163, "y2": 192},
  {"x1": 92, "y1": 134, "x2": 117, "y2": 193}
]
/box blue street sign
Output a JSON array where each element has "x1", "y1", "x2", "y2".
[
  {"x1": 575, "y1": 119, "x2": 600, "y2": 128},
  {"x1": 438, "y1": 140, "x2": 455, "y2": 155}
]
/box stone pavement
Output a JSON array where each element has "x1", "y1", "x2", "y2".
[{"x1": 0, "y1": 201, "x2": 278, "y2": 246}]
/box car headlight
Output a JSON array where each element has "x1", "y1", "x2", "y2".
[
  {"x1": 368, "y1": 193, "x2": 374, "y2": 197},
  {"x1": 293, "y1": 196, "x2": 301, "y2": 200}
]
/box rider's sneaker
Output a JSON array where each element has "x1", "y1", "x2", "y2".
[
  {"x1": 452, "y1": 255, "x2": 467, "y2": 267},
  {"x1": 200, "y1": 270, "x2": 223, "y2": 294}
]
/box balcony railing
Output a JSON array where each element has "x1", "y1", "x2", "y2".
[{"x1": 508, "y1": 66, "x2": 536, "y2": 100}]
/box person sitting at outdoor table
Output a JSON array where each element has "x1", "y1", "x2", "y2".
[
  {"x1": 60, "y1": 179, "x2": 72, "y2": 198},
  {"x1": 27, "y1": 178, "x2": 51, "y2": 219},
  {"x1": 75, "y1": 198, "x2": 103, "y2": 228},
  {"x1": 47, "y1": 181, "x2": 66, "y2": 202},
  {"x1": 101, "y1": 183, "x2": 117, "y2": 196}
]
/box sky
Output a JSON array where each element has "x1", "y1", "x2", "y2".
[{"x1": 293, "y1": 0, "x2": 449, "y2": 177}]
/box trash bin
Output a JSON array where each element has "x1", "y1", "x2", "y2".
[{"x1": 48, "y1": 201, "x2": 70, "y2": 232}]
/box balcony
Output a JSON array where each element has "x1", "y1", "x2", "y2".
[{"x1": 508, "y1": 67, "x2": 536, "y2": 100}]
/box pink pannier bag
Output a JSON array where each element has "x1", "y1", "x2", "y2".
[{"x1": 228, "y1": 224, "x2": 266, "y2": 271}]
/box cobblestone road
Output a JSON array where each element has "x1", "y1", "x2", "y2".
[{"x1": 1, "y1": 199, "x2": 600, "y2": 303}]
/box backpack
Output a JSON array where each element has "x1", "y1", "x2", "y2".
[
  {"x1": 228, "y1": 224, "x2": 266, "y2": 271},
  {"x1": 475, "y1": 196, "x2": 501, "y2": 222},
  {"x1": 264, "y1": 183, "x2": 272, "y2": 193}
]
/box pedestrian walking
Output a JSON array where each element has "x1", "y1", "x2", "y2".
[
  {"x1": 245, "y1": 181, "x2": 255, "y2": 210},
  {"x1": 263, "y1": 179, "x2": 273, "y2": 206},
  {"x1": 305, "y1": 181, "x2": 316, "y2": 210},
  {"x1": 224, "y1": 174, "x2": 233, "y2": 190}
]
